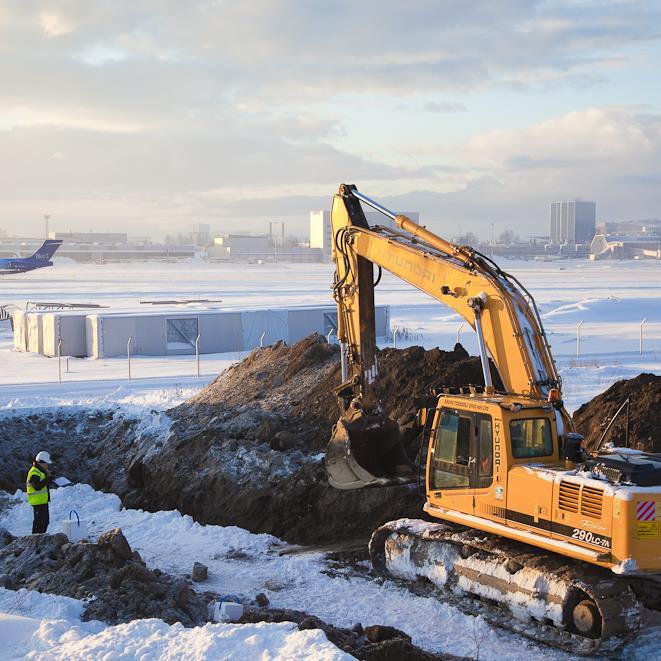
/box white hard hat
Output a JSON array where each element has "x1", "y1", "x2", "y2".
[{"x1": 35, "y1": 451, "x2": 52, "y2": 464}]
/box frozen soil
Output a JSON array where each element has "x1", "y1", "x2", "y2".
[
  {"x1": 127, "y1": 334, "x2": 487, "y2": 544},
  {"x1": 0, "y1": 335, "x2": 486, "y2": 545},
  {"x1": 572, "y1": 372, "x2": 660, "y2": 452},
  {"x1": 0, "y1": 527, "x2": 213, "y2": 626}
]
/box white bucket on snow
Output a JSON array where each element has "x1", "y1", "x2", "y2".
[
  {"x1": 61, "y1": 510, "x2": 88, "y2": 542},
  {"x1": 208, "y1": 600, "x2": 244, "y2": 622}
]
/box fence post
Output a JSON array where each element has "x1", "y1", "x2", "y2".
[
  {"x1": 457, "y1": 323, "x2": 465, "y2": 346},
  {"x1": 127, "y1": 336, "x2": 132, "y2": 381},
  {"x1": 66, "y1": 357, "x2": 70, "y2": 373},
  {"x1": 57, "y1": 338, "x2": 62, "y2": 384},
  {"x1": 576, "y1": 321, "x2": 584, "y2": 357},
  {"x1": 393, "y1": 326, "x2": 399, "y2": 349},
  {"x1": 260, "y1": 331, "x2": 266, "y2": 348},
  {"x1": 195, "y1": 334, "x2": 201, "y2": 378},
  {"x1": 640, "y1": 318, "x2": 647, "y2": 355}
]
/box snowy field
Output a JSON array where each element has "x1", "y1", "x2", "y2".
[{"x1": 0, "y1": 259, "x2": 659, "y2": 659}]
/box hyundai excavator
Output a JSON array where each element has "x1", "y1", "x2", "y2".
[{"x1": 326, "y1": 184, "x2": 661, "y2": 653}]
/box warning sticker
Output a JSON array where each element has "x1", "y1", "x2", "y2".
[
  {"x1": 636, "y1": 521, "x2": 660, "y2": 539},
  {"x1": 636, "y1": 501, "x2": 657, "y2": 521}
]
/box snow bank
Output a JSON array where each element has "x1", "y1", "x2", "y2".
[
  {"x1": 0, "y1": 587, "x2": 85, "y2": 622},
  {"x1": 0, "y1": 379, "x2": 205, "y2": 414},
  {"x1": 0, "y1": 611, "x2": 351, "y2": 661},
  {"x1": 25, "y1": 619, "x2": 352, "y2": 661},
  {"x1": 0, "y1": 582, "x2": 350, "y2": 660}
]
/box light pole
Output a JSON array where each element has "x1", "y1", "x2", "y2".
[
  {"x1": 44, "y1": 214, "x2": 51, "y2": 239},
  {"x1": 269, "y1": 221, "x2": 285, "y2": 262}
]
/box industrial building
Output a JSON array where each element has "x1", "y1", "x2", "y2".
[
  {"x1": 310, "y1": 210, "x2": 419, "y2": 260},
  {"x1": 13, "y1": 305, "x2": 390, "y2": 358},
  {"x1": 590, "y1": 234, "x2": 661, "y2": 260},
  {"x1": 208, "y1": 234, "x2": 322, "y2": 262},
  {"x1": 549, "y1": 200, "x2": 596, "y2": 244}
]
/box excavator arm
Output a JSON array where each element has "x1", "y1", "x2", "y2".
[{"x1": 326, "y1": 184, "x2": 570, "y2": 489}]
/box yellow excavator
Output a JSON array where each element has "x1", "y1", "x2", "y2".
[{"x1": 326, "y1": 184, "x2": 661, "y2": 653}]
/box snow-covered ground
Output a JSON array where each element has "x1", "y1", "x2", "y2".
[
  {"x1": 0, "y1": 260, "x2": 659, "y2": 411},
  {"x1": 1, "y1": 485, "x2": 659, "y2": 660},
  {"x1": 0, "y1": 259, "x2": 659, "y2": 659}
]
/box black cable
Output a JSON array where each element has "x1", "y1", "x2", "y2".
[{"x1": 373, "y1": 265, "x2": 382, "y2": 287}]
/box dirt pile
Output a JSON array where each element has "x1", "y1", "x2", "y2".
[
  {"x1": 181, "y1": 334, "x2": 485, "y2": 450},
  {"x1": 121, "y1": 334, "x2": 486, "y2": 544},
  {"x1": 0, "y1": 527, "x2": 212, "y2": 625},
  {"x1": 573, "y1": 373, "x2": 661, "y2": 452}
]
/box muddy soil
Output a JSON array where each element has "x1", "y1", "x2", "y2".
[
  {"x1": 127, "y1": 335, "x2": 487, "y2": 544},
  {"x1": 573, "y1": 372, "x2": 660, "y2": 452}
]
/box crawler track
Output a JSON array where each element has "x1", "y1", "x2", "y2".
[{"x1": 369, "y1": 519, "x2": 643, "y2": 655}]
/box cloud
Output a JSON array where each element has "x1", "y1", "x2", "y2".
[
  {"x1": 391, "y1": 108, "x2": 661, "y2": 236},
  {"x1": 0, "y1": 2, "x2": 659, "y2": 238},
  {"x1": 39, "y1": 11, "x2": 77, "y2": 37}
]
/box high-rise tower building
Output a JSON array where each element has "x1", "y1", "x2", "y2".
[{"x1": 550, "y1": 200, "x2": 596, "y2": 244}]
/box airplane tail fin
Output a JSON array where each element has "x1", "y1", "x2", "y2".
[{"x1": 33, "y1": 240, "x2": 63, "y2": 262}]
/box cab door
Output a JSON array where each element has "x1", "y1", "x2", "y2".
[
  {"x1": 427, "y1": 408, "x2": 475, "y2": 515},
  {"x1": 472, "y1": 413, "x2": 504, "y2": 520}
]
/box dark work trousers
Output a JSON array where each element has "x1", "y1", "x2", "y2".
[{"x1": 32, "y1": 503, "x2": 49, "y2": 534}]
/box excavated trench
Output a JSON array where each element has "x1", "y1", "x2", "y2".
[
  {"x1": 0, "y1": 335, "x2": 490, "y2": 545},
  {"x1": 1, "y1": 334, "x2": 659, "y2": 546}
]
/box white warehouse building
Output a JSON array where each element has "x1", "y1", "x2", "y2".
[{"x1": 13, "y1": 306, "x2": 390, "y2": 359}]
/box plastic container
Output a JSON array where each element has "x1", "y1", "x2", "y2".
[
  {"x1": 208, "y1": 599, "x2": 244, "y2": 622},
  {"x1": 61, "y1": 510, "x2": 88, "y2": 542}
]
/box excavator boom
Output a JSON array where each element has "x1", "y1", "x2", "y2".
[{"x1": 327, "y1": 184, "x2": 569, "y2": 490}]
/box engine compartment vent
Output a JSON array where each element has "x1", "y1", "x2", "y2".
[
  {"x1": 580, "y1": 485, "x2": 604, "y2": 519},
  {"x1": 557, "y1": 481, "x2": 604, "y2": 519},
  {"x1": 558, "y1": 481, "x2": 580, "y2": 513}
]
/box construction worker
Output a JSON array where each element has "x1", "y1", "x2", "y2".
[{"x1": 27, "y1": 451, "x2": 54, "y2": 534}]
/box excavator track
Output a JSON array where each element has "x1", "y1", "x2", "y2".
[{"x1": 369, "y1": 519, "x2": 642, "y2": 655}]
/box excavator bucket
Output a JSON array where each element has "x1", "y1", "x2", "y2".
[{"x1": 325, "y1": 407, "x2": 416, "y2": 490}]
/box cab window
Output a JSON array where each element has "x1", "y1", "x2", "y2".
[
  {"x1": 510, "y1": 418, "x2": 553, "y2": 458},
  {"x1": 430, "y1": 411, "x2": 471, "y2": 489}
]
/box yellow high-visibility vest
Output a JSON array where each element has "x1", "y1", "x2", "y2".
[{"x1": 26, "y1": 465, "x2": 49, "y2": 506}]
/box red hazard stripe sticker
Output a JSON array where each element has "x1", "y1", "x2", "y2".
[{"x1": 636, "y1": 501, "x2": 656, "y2": 521}]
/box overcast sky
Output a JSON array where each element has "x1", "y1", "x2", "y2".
[{"x1": 1, "y1": 0, "x2": 660, "y2": 240}]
